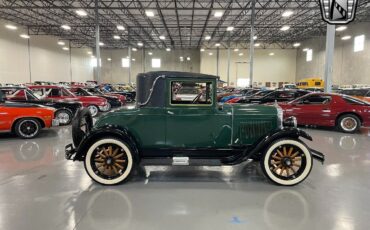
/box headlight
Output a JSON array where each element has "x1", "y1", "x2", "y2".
[{"x1": 283, "y1": 116, "x2": 297, "y2": 128}]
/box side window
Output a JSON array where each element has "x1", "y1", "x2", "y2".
[
  {"x1": 300, "y1": 95, "x2": 331, "y2": 104},
  {"x1": 49, "y1": 88, "x2": 61, "y2": 97},
  {"x1": 62, "y1": 89, "x2": 72, "y2": 96},
  {"x1": 315, "y1": 81, "x2": 321, "y2": 86},
  {"x1": 32, "y1": 88, "x2": 45, "y2": 97},
  {"x1": 171, "y1": 81, "x2": 213, "y2": 105}
]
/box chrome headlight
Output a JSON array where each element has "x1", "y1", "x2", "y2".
[{"x1": 283, "y1": 116, "x2": 297, "y2": 128}]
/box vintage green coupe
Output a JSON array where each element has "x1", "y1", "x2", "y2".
[{"x1": 66, "y1": 71, "x2": 324, "y2": 186}]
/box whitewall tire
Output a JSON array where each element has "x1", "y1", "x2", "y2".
[
  {"x1": 261, "y1": 139, "x2": 312, "y2": 186},
  {"x1": 84, "y1": 138, "x2": 134, "y2": 185}
]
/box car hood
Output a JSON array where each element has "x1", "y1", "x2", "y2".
[
  {"x1": 222, "y1": 103, "x2": 278, "y2": 115},
  {"x1": 76, "y1": 96, "x2": 106, "y2": 102}
]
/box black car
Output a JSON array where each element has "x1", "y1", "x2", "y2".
[
  {"x1": 100, "y1": 84, "x2": 136, "y2": 102},
  {"x1": 69, "y1": 87, "x2": 122, "y2": 111},
  {"x1": 238, "y1": 89, "x2": 310, "y2": 104},
  {"x1": 0, "y1": 87, "x2": 81, "y2": 125}
]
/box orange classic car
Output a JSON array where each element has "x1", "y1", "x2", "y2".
[{"x1": 0, "y1": 91, "x2": 58, "y2": 139}]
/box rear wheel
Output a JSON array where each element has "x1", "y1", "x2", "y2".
[
  {"x1": 84, "y1": 138, "x2": 135, "y2": 185},
  {"x1": 87, "y1": 105, "x2": 99, "y2": 117},
  {"x1": 337, "y1": 114, "x2": 360, "y2": 133},
  {"x1": 14, "y1": 118, "x2": 42, "y2": 139},
  {"x1": 55, "y1": 109, "x2": 73, "y2": 125},
  {"x1": 260, "y1": 139, "x2": 312, "y2": 186},
  {"x1": 100, "y1": 102, "x2": 111, "y2": 112}
]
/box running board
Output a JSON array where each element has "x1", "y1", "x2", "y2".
[{"x1": 141, "y1": 157, "x2": 222, "y2": 166}]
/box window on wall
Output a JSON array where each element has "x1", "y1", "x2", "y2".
[
  {"x1": 237, "y1": 78, "x2": 250, "y2": 87},
  {"x1": 152, "y1": 58, "x2": 161, "y2": 68},
  {"x1": 121, "y1": 58, "x2": 130, "y2": 68},
  {"x1": 306, "y1": 49, "x2": 313, "y2": 62},
  {"x1": 354, "y1": 35, "x2": 365, "y2": 52}
]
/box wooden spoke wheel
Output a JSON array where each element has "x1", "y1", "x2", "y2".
[
  {"x1": 84, "y1": 138, "x2": 134, "y2": 185},
  {"x1": 261, "y1": 139, "x2": 313, "y2": 186}
]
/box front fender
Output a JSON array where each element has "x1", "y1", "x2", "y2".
[{"x1": 72, "y1": 125, "x2": 140, "y2": 162}]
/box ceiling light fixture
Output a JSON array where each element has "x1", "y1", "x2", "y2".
[
  {"x1": 336, "y1": 26, "x2": 347, "y2": 32},
  {"x1": 234, "y1": 48, "x2": 239, "y2": 52},
  {"x1": 87, "y1": 51, "x2": 92, "y2": 55},
  {"x1": 99, "y1": 42, "x2": 104, "y2": 46},
  {"x1": 269, "y1": 52, "x2": 275, "y2": 56},
  {"x1": 303, "y1": 48, "x2": 309, "y2": 51},
  {"x1": 215, "y1": 43, "x2": 220, "y2": 47},
  {"x1": 58, "y1": 41, "x2": 65, "y2": 46},
  {"x1": 200, "y1": 48, "x2": 205, "y2": 52},
  {"x1": 253, "y1": 35, "x2": 257, "y2": 40},
  {"x1": 107, "y1": 58, "x2": 112, "y2": 61},
  {"x1": 239, "y1": 53, "x2": 243, "y2": 56},
  {"x1": 5, "y1": 24, "x2": 17, "y2": 30},
  {"x1": 132, "y1": 47, "x2": 137, "y2": 51},
  {"x1": 341, "y1": 35, "x2": 351, "y2": 40},
  {"x1": 187, "y1": 57, "x2": 191, "y2": 61},
  {"x1": 166, "y1": 48, "x2": 171, "y2": 51},
  {"x1": 159, "y1": 35, "x2": 165, "y2": 40},
  {"x1": 145, "y1": 10, "x2": 155, "y2": 17},
  {"x1": 117, "y1": 25, "x2": 125, "y2": 30},
  {"x1": 62, "y1": 47, "x2": 69, "y2": 51},
  {"x1": 280, "y1": 25, "x2": 290, "y2": 31},
  {"x1": 148, "y1": 52, "x2": 153, "y2": 55},
  {"x1": 282, "y1": 10, "x2": 294, "y2": 17},
  {"x1": 226, "y1": 26, "x2": 234, "y2": 31},
  {"x1": 113, "y1": 35, "x2": 120, "y2": 40},
  {"x1": 137, "y1": 42, "x2": 143, "y2": 46},
  {"x1": 19, "y1": 34, "x2": 30, "y2": 39},
  {"x1": 293, "y1": 43, "x2": 301, "y2": 47},
  {"x1": 205, "y1": 35, "x2": 211, "y2": 40},
  {"x1": 61, "y1": 25, "x2": 71, "y2": 30},
  {"x1": 75, "y1": 9, "x2": 88, "y2": 16},
  {"x1": 214, "y1": 11, "x2": 223, "y2": 17},
  {"x1": 209, "y1": 52, "x2": 213, "y2": 56},
  {"x1": 254, "y1": 43, "x2": 260, "y2": 47}
]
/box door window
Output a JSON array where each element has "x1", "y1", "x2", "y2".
[
  {"x1": 299, "y1": 95, "x2": 331, "y2": 105},
  {"x1": 171, "y1": 81, "x2": 213, "y2": 105},
  {"x1": 49, "y1": 88, "x2": 61, "y2": 97}
]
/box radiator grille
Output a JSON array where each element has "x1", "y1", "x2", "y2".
[{"x1": 239, "y1": 121, "x2": 273, "y2": 141}]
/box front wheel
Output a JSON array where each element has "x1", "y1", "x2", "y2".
[
  {"x1": 55, "y1": 109, "x2": 73, "y2": 125},
  {"x1": 260, "y1": 139, "x2": 312, "y2": 186},
  {"x1": 84, "y1": 138, "x2": 135, "y2": 185}
]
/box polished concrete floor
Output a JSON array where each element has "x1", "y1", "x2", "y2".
[{"x1": 0, "y1": 126, "x2": 370, "y2": 230}]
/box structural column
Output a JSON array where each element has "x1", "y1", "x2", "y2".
[
  {"x1": 324, "y1": 24, "x2": 335, "y2": 93},
  {"x1": 216, "y1": 47, "x2": 219, "y2": 76},
  {"x1": 95, "y1": 0, "x2": 101, "y2": 83},
  {"x1": 128, "y1": 28, "x2": 132, "y2": 84},
  {"x1": 249, "y1": 0, "x2": 256, "y2": 87},
  {"x1": 227, "y1": 32, "x2": 231, "y2": 86}
]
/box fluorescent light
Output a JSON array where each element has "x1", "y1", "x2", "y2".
[
  {"x1": 209, "y1": 52, "x2": 213, "y2": 56},
  {"x1": 113, "y1": 35, "x2": 120, "y2": 40},
  {"x1": 303, "y1": 48, "x2": 309, "y2": 51},
  {"x1": 137, "y1": 42, "x2": 143, "y2": 47},
  {"x1": 87, "y1": 51, "x2": 92, "y2": 55},
  {"x1": 253, "y1": 35, "x2": 257, "y2": 40},
  {"x1": 117, "y1": 25, "x2": 125, "y2": 30},
  {"x1": 179, "y1": 56, "x2": 184, "y2": 62},
  {"x1": 205, "y1": 35, "x2": 211, "y2": 40},
  {"x1": 145, "y1": 10, "x2": 155, "y2": 17},
  {"x1": 293, "y1": 43, "x2": 301, "y2": 47},
  {"x1": 200, "y1": 48, "x2": 205, "y2": 52},
  {"x1": 254, "y1": 43, "x2": 260, "y2": 47},
  {"x1": 57, "y1": 41, "x2": 65, "y2": 46},
  {"x1": 239, "y1": 53, "x2": 243, "y2": 56},
  {"x1": 107, "y1": 58, "x2": 112, "y2": 61},
  {"x1": 336, "y1": 26, "x2": 347, "y2": 32},
  {"x1": 282, "y1": 10, "x2": 294, "y2": 17},
  {"x1": 75, "y1": 9, "x2": 87, "y2": 16},
  {"x1": 62, "y1": 47, "x2": 69, "y2": 51},
  {"x1": 214, "y1": 11, "x2": 223, "y2": 17},
  {"x1": 226, "y1": 26, "x2": 234, "y2": 31},
  {"x1": 19, "y1": 34, "x2": 30, "y2": 39},
  {"x1": 280, "y1": 26, "x2": 290, "y2": 31},
  {"x1": 166, "y1": 48, "x2": 171, "y2": 51},
  {"x1": 269, "y1": 52, "x2": 275, "y2": 56},
  {"x1": 234, "y1": 48, "x2": 239, "y2": 52},
  {"x1": 354, "y1": 35, "x2": 365, "y2": 52},
  {"x1": 132, "y1": 58, "x2": 136, "y2": 61},
  {"x1": 215, "y1": 43, "x2": 220, "y2": 47},
  {"x1": 61, "y1": 25, "x2": 71, "y2": 30},
  {"x1": 5, "y1": 24, "x2": 17, "y2": 30},
  {"x1": 99, "y1": 42, "x2": 104, "y2": 46},
  {"x1": 132, "y1": 47, "x2": 137, "y2": 51},
  {"x1": 159, "y1": 35, "x2": 165, "y2": 40},
  {"x1": 341, "y1": 35, "x2": 351, "y2": 40},
  {"x1": 186, "y1": 57, "x2": 191, "y2": 61},
  {"x1": 148, "y1": 52, "x2": 153, "y2": 55}
]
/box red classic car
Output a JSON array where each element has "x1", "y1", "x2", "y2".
[
  {"x1": 28, "y1": 85, "x2": 108, "y2": 117},
  {"x1": 0, "y1": 91, "x2": 58, "y2": 138},
  {"x1": 278, "y1": 93, "x2": 370, "y2": 133}
]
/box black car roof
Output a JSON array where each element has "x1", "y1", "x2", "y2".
[{"x1": 138, "y1": 71, "x2": 219, "y2": 80}]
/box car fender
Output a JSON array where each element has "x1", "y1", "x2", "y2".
[
  {"x1": 73, "y1": 125, "x2": 140, "y2": 162},
  {"x1": 244, "y1": 127, "x2": 324, "y2": 162}
]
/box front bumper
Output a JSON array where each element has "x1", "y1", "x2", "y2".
[{"x1": 52, "y1": 119, "x2": 60, "y2": 127}]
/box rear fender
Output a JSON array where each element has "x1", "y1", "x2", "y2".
[{"x1": 73, "y1": 125, "x2": 140, "y2": 162}]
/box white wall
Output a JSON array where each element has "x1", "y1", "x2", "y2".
[
  {"x1": 296, "y1": 22, "x2": 370, "y2": 85},
  {"x1": 0, "y1": 20, "x2": 93, "y2": 84},
  {"x1": 200, "y1": 48, "x2": 297, "y2": 87}
]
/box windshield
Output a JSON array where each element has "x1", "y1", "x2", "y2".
[
  {"x1": 87, "y1": 88, "x2": 103, "y2": 95},
  {"x1": 25, "y1": 89, "x2": 41, "y2": 100}
]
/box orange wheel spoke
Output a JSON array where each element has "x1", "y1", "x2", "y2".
[
  {"x1": 115, "y1": 159, "x2": 126, "y2": 163},
  {"x1": 111, "y1": 148, "x2": 119, "y2": 157},
  {"x1": 272, "y1": 155, "x2": 282, "y2": 161},
  {"x1": 114, "y1": 163, "x2": 124, "y2": 169},
  {"x1": 277, "y1": 150, "x2": 284, "y2": 157},
  {"x1": 283, "y1": 147, "x2": 287, "y2": 156},
  {"x1": 114, "y1": 153, "x2": 124, "y2": 159},
  {"x1": 287, "y1": 147, "x2": 293, "y2": 156},
  {"x1": 112, "y1": 165, "x2": 118, "y2": 174}
]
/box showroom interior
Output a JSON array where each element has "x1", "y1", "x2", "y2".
[{"x1": 0, "y1": 0, "x2": 370, "y2": 229}]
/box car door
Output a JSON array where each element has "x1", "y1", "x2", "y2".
[
  {"x1": 165, "y1": 79, "x2": 232, "y2": 149},
  {"x1": 290, "y1": 94, "x2": 334, "y2": 126},
  {"x1": 0, "y1": 105, "x2": 13, "y2": 131}
]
